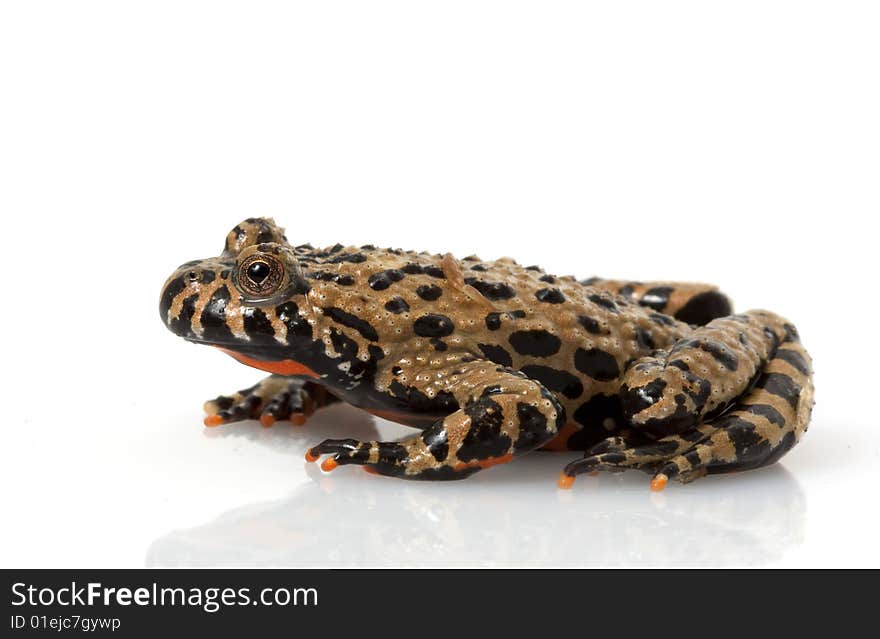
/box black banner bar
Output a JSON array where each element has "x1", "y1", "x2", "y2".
[{"x1": 1, "y1": 569, "x2": 871, "y2": 636}]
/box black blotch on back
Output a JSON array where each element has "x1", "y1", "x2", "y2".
[
  {"x1": 384, "y1": 297, "x2": 410, "y2": 314},
  {"x1": 577, "y1": 315, "x2": 603, "y2": 334},
  {"x1": 649, "y1": 313, "x2": 676, "y2": 327},
  {"x1": 478, "y1": 343, "x2": 513, "y2": 368},
  {"x1": 508, "y1": 330, "x2": 562, "y2": 357},
  {"x1": 674, "y1": 291, "x2": 732, "y2": 325},
  {"x1": 635, "y1": 327, "x2": 655, "y2": 350},
  {"x1": 464, "y1": 277, "x2": 516, "y2": 300},
  {"x1": 368, "y1": 269, "x2": 405, "y2": 291},
  {"x1": 574, "y1": 347, "x2": 620, "y2": 381},
  {"x1": 328, "y1": 252, "x2": 367, "y2": 264},
  {"x1": 308, "y1": 271, "x2": 355, "y2": 286},
  {"x1": 416, "y1": 284, "x2": 443, "y2": 301},
  {"x1": 535, "y1": 288, "x2": 566, "y2": 304},
  {"x1": 588, "y1": 293, "x2": 618, "y2": 313},
  {"x1": 520, "y1": 365, "x2": 583, "y2": 399},
  {"x1": 413, "y1": 314, "x2": 455, "y2": 337}
]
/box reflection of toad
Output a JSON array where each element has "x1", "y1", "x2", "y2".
[{"x1": 147, "y1": 456, "x2": 805, "y2": 567}]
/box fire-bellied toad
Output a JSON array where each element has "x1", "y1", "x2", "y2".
[{"x1": 159, "y1": 218, "x2": 814, "y2": 490}]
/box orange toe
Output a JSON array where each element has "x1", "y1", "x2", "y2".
[
  {"x1": 557, "y1": 473, "x2": 575, "y2": 489},
  {"x1": 304, "y1": 450, "x2": 320, "y2": 463},
  {"x1": 320, "y1": 457, "x2": 338, "y2": 472},
  {"x1": 204, "y1": 414, "x2": 224, "y2": 427},
  {"x1": 364, "y1": 466, "x2": 379, "y2": 475},
  {"x1": 259, "y1": 414, "x2": 276, "y2": 428},
  {"x1": 291, "y1": 413, "x2": 307, "y2": 426},
  {"x1": 650, "y1": 474, "x2": 668, "y2": 492}
]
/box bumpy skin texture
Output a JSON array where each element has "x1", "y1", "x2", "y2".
[{"x1": 160, "y1": 218, "x2": 814, "y2": 489}]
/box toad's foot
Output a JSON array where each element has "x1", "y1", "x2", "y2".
[{"x1": 203, "y1": 375, "x2": 337, "y2": 427}]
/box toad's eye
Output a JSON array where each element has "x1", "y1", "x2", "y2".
[
  {"x1": 237, "y1": 253, "x2": 284, "y2": 297},
  {"x1": 246, "y1": 261, "x2": 271, "y2": 284}
]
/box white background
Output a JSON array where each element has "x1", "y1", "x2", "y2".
[{"x1": 1, "y1": 1, "x2": 877, "y2": 567}]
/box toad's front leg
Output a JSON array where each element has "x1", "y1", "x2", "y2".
[
  {"x1": 203, "y1": 375, "x2": 338, "y2": 427},
  {"x1": 306, "y1": 360, "x2": 565, "y2": 480}
]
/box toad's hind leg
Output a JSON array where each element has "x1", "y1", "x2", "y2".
[
  {"x1": 560, "y1": 313, "x2": 814, "y2": 489},
  {"x1": 653, "y1": 335, "x2": 813, "y2": 487}
]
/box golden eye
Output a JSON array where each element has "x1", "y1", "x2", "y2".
[{"x1": 237, "y1": 254, "x2": 284, "y2": 297}]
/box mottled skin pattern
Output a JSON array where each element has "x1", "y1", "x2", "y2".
[{"x1": 160, "y1": 218, "x2": 814, "y2": 489}]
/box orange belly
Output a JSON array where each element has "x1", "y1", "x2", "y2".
[{"x1": 216, "y1": 347, "x2": 320, "y2": 378}]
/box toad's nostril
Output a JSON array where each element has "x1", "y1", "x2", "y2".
[{"x1": 187, "y1": 271, "x2": 200, "y2": 282}]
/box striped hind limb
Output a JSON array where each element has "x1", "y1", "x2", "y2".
[
  {"x1": 559, "y1": 312, "x2": 814, "y2": 489},
  {"x1": 583, "y1": 278, "x2": 732, "y2": 325},
  {"x1": 651, "y1": 335, "x2": 813, "y2": 487}
]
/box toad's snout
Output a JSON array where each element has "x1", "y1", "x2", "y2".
[{"x1": 159, "y1": 262, "x2": 226, "y2": 339}]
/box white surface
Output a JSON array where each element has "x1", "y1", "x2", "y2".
[{"x1": 1, "y1": 1, "x2": 878, "y2": 567}]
